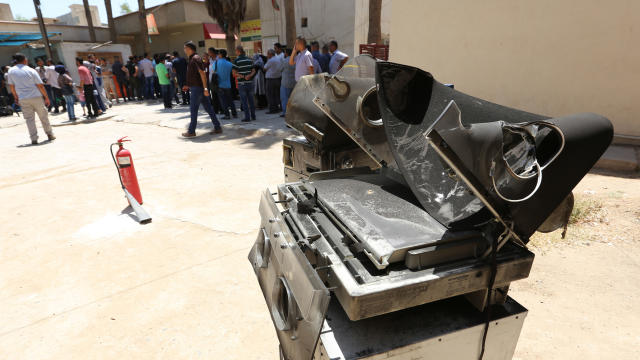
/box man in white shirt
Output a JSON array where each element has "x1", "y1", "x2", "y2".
[
  {"x1": 289, "y1": 37, "x2": 314, "y2": 81},
  {"x1": 7, "y1": 53, "x2": 55, "y2": 144},
  {"x1": 329, "y1": 40, "x2": 349, "y2": 74},
  {"x1": 44, "y1": 59, "x2": 65, "y2": 113},
  {"x1": 264, "y1": 49, "x2": 283, "y2": 113},
  {"x1": 138, "y1": 53, "x2": 155, "y2": 99}
]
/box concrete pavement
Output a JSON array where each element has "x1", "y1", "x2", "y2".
[
  {"x1": 2, "y1": 98, "x2": 639, "y2": 359},
  {"x1": 0, "y1": 101, "x2": 287, "y2": 359}
]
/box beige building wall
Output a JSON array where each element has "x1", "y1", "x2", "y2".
[
  {"x1": 114, "y1": 0, "x2": 241, "y2": 55},
  {"x1": 56, "y1": 4, "x2": 101, "y2": 26},
  {"x1": 390, "y1": 0, "x2": 639, "y2": 139},
  {"x1": 260, "y1": 0, "x2": 356, "y2": 55},
  {"x1": 354, "y1": 0, "x2": 392, "y2": 46},
  {"x1": 0, "y1": 3, "x2": 14, "y2": 21}
]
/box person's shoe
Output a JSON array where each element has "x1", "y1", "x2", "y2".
[
  {"x1": 241, "y1": 119, "x2": 251, "y2": 122},
  {"x1": 223, "y1": 115, "x2": 231, "y2": 120},
  {"x1": 31, "y1": 140, "x2": 38, "y2": 145},
  {"x1": 53, "y1": 110, "x2": 59, "y2": 114},
  {"x1": 210, "y1": 128, "x2": 223, "y2": 134},
  {"x1": 182, "y1": 132, "x2": 196, "y2": 138},
  {"x1": 266, "y1": 110, "x2": 279, "y2": 114},
  {"x1": 280, "y1": 114, "x2": 285, "y2": 118},
  {"x1": 47, "y1": 133, "x2": 56, "y2": 141},
  {"x1": 251, "y1": 116, "x2": 257, "y2": 121},
  {"x1": 232, "y1": 114, "x2": 238, "y2": 119}
]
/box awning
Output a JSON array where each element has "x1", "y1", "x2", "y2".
[
  {"x1": 203, "y1": 23, "x2": 237, "y2": 40},
  {"x1": 0, "y1": 31, "x2": 61, "y2": 47}
]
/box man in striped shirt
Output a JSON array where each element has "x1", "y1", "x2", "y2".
[{"x1": 232, "y1": 45, "x2": 256, "y2": 122}]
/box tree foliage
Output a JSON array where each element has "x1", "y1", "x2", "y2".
[
  {"x1": 204, "y1": 0, "x2": 246, "y2": 35},
  {"x1": 120, "y1": 2, "x2": 132, "y2": 14}
]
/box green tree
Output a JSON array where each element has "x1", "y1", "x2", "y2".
[
  {"x1": 204, "y1": 0, "x2": 247, "y2": 55},
  {"x1": 120, "y1": 2, "x2": 132, "y2": 14},
  {"x1": 15, "y1": 14, "x2": 29, "y2": 21}
]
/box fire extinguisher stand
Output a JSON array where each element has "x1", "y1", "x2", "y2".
[{"x1": 110, "y1": 137, "x2": 152, "y2": 224}]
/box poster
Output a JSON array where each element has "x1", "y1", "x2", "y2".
[
  {"x1": 146, "y1": 14, "x2": 159, "y2": 35},
  {"x1": 240, "y1": 19, "x2": 261, "y2": 42}
]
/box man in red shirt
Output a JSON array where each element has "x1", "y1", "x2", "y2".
[{"x1": 76, "y1": 57, "x2": 101, "y2": 118}]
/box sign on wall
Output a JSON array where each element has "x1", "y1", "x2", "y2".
[
  {"x1": 147, "y1": 14, "x2": 159, "y2": 35},
  {"x1": 240, "y1": 19, "x2": 261, "y2": 42}
]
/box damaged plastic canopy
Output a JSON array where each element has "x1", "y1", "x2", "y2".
[
  {"x1": 374, "y1": 60, "x2": 613, "y2": 239},
  {"x1": 313, "y1": 55, "x2": 397, "y2": 169},
  {"x1": 308, "y1": 56, "x2": 612, "y2": 244}
]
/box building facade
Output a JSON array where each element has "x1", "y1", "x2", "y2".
[
  {"x1": 390, "y1": 0, "x2": 639, "y2": 141},
  {"x1": 56, "y1": 4, "x2": 102, "y2": 26},
  {"x1": 113, "y1": 0, "x2": 260, "y2": 56},
  {"x1": 259, "y1": 0, "x2": 391, "y2": 57},
  {"x1": 0, "y1": 2, "x2": 130, "y2": 83}
]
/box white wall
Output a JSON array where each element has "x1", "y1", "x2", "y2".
[
  {"x1": 353, "y1": 0, "x2": 392, "y2": 49},
  {"x1": 390, "y1": 0, "x2": 640, "y2": 138},
  {"x1": 58, "y1": 42, "x2": 132, "y2": 84},
  {"x1": 259, "y1": 0, "x2": 358, "y2": 56}
]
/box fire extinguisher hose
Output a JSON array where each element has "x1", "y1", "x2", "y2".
[{"x1": 110, "y1": 143, "x2": 126, "y2": 190}]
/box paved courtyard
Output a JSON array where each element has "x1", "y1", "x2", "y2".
[{"x1": 1, "y1": 100, "x2": 638, "y2": 359}]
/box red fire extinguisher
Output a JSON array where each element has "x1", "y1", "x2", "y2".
[{"x1": 110, "y1": 136, "x2": 143, "y2": 204}]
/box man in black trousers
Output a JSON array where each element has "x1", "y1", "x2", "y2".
[{"x1": 172, "y1": 51, "x2": 189, "y2": 105}]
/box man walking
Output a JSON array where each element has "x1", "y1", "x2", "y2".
[
  {"x1": 172, "y1": 51, "x2": 189, "y2": 105},
  {"x1": 233, "y1": 45, "x2": 256, "y2": 122},
  {"x1": 181, "y1": 41, "x2": 221, "y2": 137},
  {"x1": 290, "y1": 37, "x2": 314, "y2": 81},
  {"x1": 7, "y1": 53, "x2": 55, "y2": 144},
  {"x1": 76, "y1": 57, "x2": 101, "y2": 118},
  {"x1": 139, "y1": 53, "x2": 155, "y2": 100},
  {"x1": 214, "y1": 49, "x2": 237, "y2": 119},
  {"x1": 329, "y1": 40, "x2": 349, "y2": 74},
  {"x1": 264, "y1": 49, "x2": 283, "y2": 114}
]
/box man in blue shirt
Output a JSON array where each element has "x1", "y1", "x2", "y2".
[
  {"x1": 7, "y1": 53, "x2": 55, "y2": 144},
  {"x1": 311, "y1": 41, "x2": 329, "y2": 73},
  {"x1": 214, "y1": 49, "x2": 237, "y2": 119}
]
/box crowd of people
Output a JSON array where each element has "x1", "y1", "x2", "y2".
[{"x1": 1, "y1": 36, "x2": 350, "y2": 142}]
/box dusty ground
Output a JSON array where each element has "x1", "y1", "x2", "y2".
[{"x1": 1, "y1": 102, "x2": 639, "y2": 359}]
